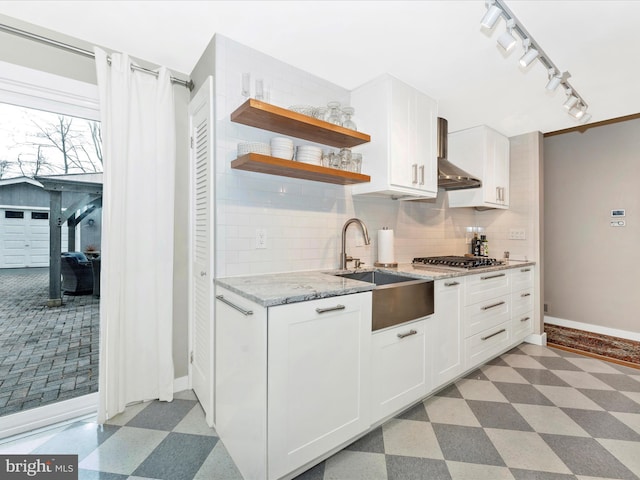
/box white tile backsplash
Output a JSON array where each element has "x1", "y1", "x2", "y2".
[{"x1": 209, "y1": 35, "x2": 538, "y2": 277}]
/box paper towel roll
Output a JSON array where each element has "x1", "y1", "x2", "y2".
[{"x1": 377, "y1": 229, "x2": 395, "y2": 264}]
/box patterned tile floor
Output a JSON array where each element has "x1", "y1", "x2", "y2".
[{"x1": 1, "y1": 343, "x2": 640, "y2": 479}]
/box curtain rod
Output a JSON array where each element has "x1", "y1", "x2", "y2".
[{"x1": 0, "y1": 22, "x2": 194, "y2": 91}]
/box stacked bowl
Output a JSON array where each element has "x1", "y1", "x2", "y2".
[
  {"x1": 270, "y1": 137, "x2": 294, "y2": 160},
  {"x1": 295, "y1": 145, "x2": 322, "y2": 165},
  {"x1": 237, "y1": 142, "x2": 270, "y2": 156}
]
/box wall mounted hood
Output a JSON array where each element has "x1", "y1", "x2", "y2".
[{"x1": 437, "y1": 117, "x2": 482, "y2": 190}]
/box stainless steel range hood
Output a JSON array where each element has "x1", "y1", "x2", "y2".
[{"x1": 437, "y1": 117, "x2": 482, "y2": 191}]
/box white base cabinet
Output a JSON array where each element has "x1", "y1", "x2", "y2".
[
  {"x1": 215, "y1": 287, "x2": 372, "y2": 480},
  {"x1": 268, "y1": 294, "x2": 372, "y2": 480},
  {"x1": 430, "y1": 278, "x2": 465, "y2": 387},
  {"x1": 370, "y1": 318, "x2": 429, "y2": 424},
  {"x1": 463, "y1": 271, "x2": 512, "y2": 369},
  {"x1": 511, "y1": 266, "x2": 534, "y2": 341}
]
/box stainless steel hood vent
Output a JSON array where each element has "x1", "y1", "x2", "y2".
[{"x1": 437, "y1": 117, "x2": 482, "y2": 191}]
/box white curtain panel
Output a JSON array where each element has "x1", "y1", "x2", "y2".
[{"x1": 95, "y1": 48, "x2": 176, "y2": 423}]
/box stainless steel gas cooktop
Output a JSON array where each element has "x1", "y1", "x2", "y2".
[{"x1": 412, "y1": 255, "x2": 505, "y2": 270}]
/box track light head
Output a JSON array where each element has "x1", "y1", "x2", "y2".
[
  {"x1": 563, "y1": 90, "x2": 579, "y2": 110},
  {"x1": 545, "y1": 69, "x2": 562, "y2": 91},
  {"x1": 497, "y1": 19, "x2": 517, "y2": 52},
  {"x1": 481, "y1": 2, "x2": 502, "y2": 29},
  {"x1": 519, "y1": 39, "x2": 539, "y2": 67}
]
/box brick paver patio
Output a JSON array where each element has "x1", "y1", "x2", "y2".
[{"x1": 0, "y1": 267, "x2": 99, "y2": 416}]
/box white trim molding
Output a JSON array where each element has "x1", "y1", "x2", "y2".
[
  {"x1": 0, "y1": 393, "x2": 98, "y2": 440},
  {"x1": 545, "y1": 316, "x2": 640, "y2": 343},
  {"x1": 173, "y1": 376, "x2": 189, "y2": 394},
  {"x1": 0, "y1": 60, "x2": 99, "y2": 120},
  {"x1": 524, "y1": 332, "x2": 547, "y2": 346}
]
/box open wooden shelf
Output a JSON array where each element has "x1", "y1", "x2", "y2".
[
  {"x1": 230, "y1": 99, "x2": 371, "y2": 148},
  {"x1": 231, "y1": 153, "x2": 371, "y2": 185}
]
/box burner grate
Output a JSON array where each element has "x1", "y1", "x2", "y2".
[{"x1": 412, "y1": 256, "x2": 504, "y2": 269}]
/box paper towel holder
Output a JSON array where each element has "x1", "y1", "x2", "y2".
[{"x1": 375, "y1": 227, "x2": 398, "y2": 268}]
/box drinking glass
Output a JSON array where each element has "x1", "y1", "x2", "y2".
[
  {"x1": 351, "y1": 153, "x2": 362, "y2": 173},
  {"x1": 326, "y1": 101, "x2": 342, "y2": 125},
  {"x1": 341, "y1": 106, "x2": 357, "y2": 130},
  {"x1": 339, "y1": 148, "x2": 352, "y2": 171}
]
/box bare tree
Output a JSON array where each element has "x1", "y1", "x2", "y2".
[
  {"x1": 1, "y1": 107, "x2": 103, "y2": 179},
  {"x1": 0, "y1": 159, "x2": 9, "y2": 179}
]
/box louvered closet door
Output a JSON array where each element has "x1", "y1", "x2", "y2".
[{"x1": 188, "y1": 76, "x2": 215, "y2": 427}]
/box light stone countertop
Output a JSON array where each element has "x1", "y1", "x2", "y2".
[{"x1": 215, "y1": 260, "x2": 535, "y2": 307}]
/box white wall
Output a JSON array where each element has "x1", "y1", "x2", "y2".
[
  {"x1": 544, "y1": 118, "x2": 640, "y2": 335},
  {"x1": 208, "y1": 35, "x2": 481, "y2": 278}
]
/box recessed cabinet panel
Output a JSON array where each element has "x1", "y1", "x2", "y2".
[{"x1": 371, "y1": 319, "x2": 428, "y2": 424}]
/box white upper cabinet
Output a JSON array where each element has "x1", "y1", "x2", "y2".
[
  {"x1": 351, "y1": 74, "x2": 438, "y2": 199},
  {"x1": 447, "y1": 125, "x2": 510, "y2": 209}
]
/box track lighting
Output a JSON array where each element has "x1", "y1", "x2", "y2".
[
  {"x1": 545, "y1": 69, "x2": 563, "y2": 91},
  {"x1": 519, "y1": 39, "x2": 539, "y2": 67},
  {"x1": 480, "y1": 0, "x2": 590, "y2": 121},
  {"x1": 497, "y1": 19, "x2": 517, "y2": 52},
  {"x1": 579, "y1": 112, "x2": 592, "y2": 124},
  {"x1": 481, "y1": 1, "x2": 502, "y2": 29}
]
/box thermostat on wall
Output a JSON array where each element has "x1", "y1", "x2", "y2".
[{"x1": 611, "y1": 209, "x2": 625, "y2": 217}]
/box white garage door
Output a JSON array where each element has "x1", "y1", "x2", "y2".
[{"x1": 0, "y1": 208, "x2": 68, "y2": 269}]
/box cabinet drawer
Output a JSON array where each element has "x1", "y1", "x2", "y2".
[
  {"x1": 511, "y1": 266, "x2": 534, "y2": 292},
  {"x1": 512, "y1": 288, "x2": 533, "y2": 316},
  {"x1": 371, "y1": 319, "x2": 428, "y2": 423},
  {"x1": 465, "y1": 321, "x2": 511, "y2": 369},
  {"x1": 464, "y1": 294, "x2": 510, "y2": 337},
  {"x1": 513, "y1": 310, "x2": 533, "y2": 341},
  {"x1": 465, "y1": 271, "x2": 510, "y2": 306}
]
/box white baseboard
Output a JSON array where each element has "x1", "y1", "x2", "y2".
[
  {"x1": 544, "y1": 316, "x2": 640, "y2": 342},
  {"x1": 524, "y1": 332, "x2": 547, "y2": 346},
  {"x1": 173, "y1": 376, "x2": 189, "y2": 393},
  {"x1": 0, "y1": 393, "x2": 98, "y2": 441}
]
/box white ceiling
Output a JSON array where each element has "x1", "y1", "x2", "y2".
[{"x1": 1, "y1": 0, "x2": 639, "y2": 136}]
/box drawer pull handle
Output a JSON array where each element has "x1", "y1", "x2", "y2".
[
  {"x1": 521, "y1": 268, "x2": 531, "y2": 272},
  {"x1": 520, "y1": 316, "x2": 530, "y2": 322},
  {"x1": 480, "y1": 273, "x2": 506, "y2": 280},
  {"x1": 481, "y1": 300, "x2": 506, "y2": 311},
  {"x1": 397, "y1": 329, "x2": 418, "y2": 339},
  {"x1": 216, "y1": 295, "x2": 253, "y2": 316},
  {"x1": 521, "y1": 292, "x2": 531, "y2": 297},
  {"x1": 316, "y1": 304, "x2": 346, "y2": 314},
  {"x1": 481, "y1": 328, "x2": 506, "y2": 341},
  {"x1": 445, "y1": 281, "x2": 460, "y2": 287}
]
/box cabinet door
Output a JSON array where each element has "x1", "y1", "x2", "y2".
[
  {"x1": 431, "y1": 278, "x2": 465, "y2": 388},
  {"x1": 485, "y1": 129, "x2": 510, "y2": 207},
  {"x1": 371, "y1": 319, "x2": 428, "y2": 424},
  {"x1": 351, "y1": 74, "x2": 437, "y2": 199},
  {"x1": 414, "y1": 91, "x2": 438, "y2": 196},
  {"x1": 447, "y1": 125, "x2": 510, "y2": 209},
  {"x1": 389, "y1": 79, "x2": 414, "y2": 189},
  {"x1": 267, "y1": 293, "x2": 372, "y2": 480}
]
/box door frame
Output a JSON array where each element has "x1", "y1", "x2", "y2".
[{"x1": 0, "y1": 60, "x2": 100, "y2": 439}]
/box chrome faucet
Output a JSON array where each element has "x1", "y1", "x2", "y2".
[{"x1": 340, "y1": 218, "x2": 371, "y2": 269}]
